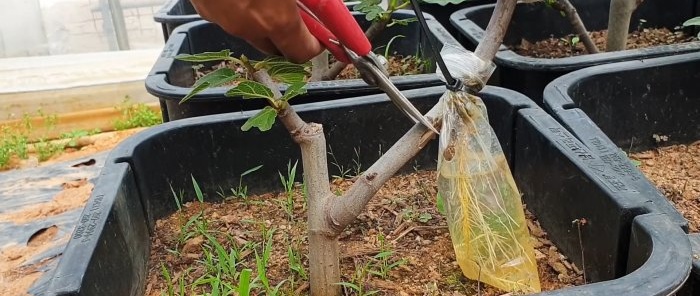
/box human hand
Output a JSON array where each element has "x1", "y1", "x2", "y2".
[{"x1": 189, "y1": 0, "x2": 323, "y2": 63}]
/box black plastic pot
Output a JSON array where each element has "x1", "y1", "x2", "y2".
[
  {"x1": 450, "y1": 0, "x2": 700, "y2": 103},
  {"x1": 543, "y1": 52, "x2": 700, "y2": 234},
  {"x1": 42, "y1": 86, "x2": 690, "y2": 295},
  {"x1": 153, "y1": 0, "x2": 198, "y2": 41},
  {"x1": 416, "y1": 0, "x2": 495, "y2": 37},
  {"x1": 146, "y1": 10, "x2": 461, "y2": 122},
  {"x1": 154, "y1": 0, "x2": 362, "y2": 41}
]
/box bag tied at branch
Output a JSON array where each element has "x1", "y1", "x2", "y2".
[{"x1": 436, "y1": 45, "x2": 541, "y2": 293}]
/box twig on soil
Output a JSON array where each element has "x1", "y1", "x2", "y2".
[{"x1": 550, "y1": 0, "x2": 599, "y2": 54}]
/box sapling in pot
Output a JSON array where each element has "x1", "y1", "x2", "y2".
[{"x1": 174, "y1": 1, "x2": 521, "y2": 295}]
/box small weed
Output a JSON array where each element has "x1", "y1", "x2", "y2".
[
  {"x1": 328, "y1": 146, "x2": 351, "y2": 180},
  {"x1": 60, "y1": 129, "x2": 100, "y2": 148},
  {"x1": 338, "y1": 260, "x2": 378, "y2": 296},
  {"x1": 287, "y1": 242, "x2": 307, "y2": 280},
  {"x1": 278, "y1": 160, "x2": 299, "y2": 219},
  {"x1": 113, "y1": 97, "x2": 162, "y2": 130},
  {"x1": 34, "y1": 138, "x2": 64, "y2": 161},
  {"x1": 230, "y1": 164, "x2": 264, "y2": 200},
  {"x1": 369, "y1": 233, "x2": 406, "y2": 279}
]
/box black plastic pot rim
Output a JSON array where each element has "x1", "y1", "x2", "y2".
[
  {"x1": 543, "y1": 51, "x2": 700, "y2": 113},
  {"x1": 449, "y1": 4, "x2": 700, "y2": 71},
  {"x1": 147, "y1": 9, "x2": 461, "y2": 102},
  {"x1": 153, "y1": 0, "x2": 200, "y2": 23}
]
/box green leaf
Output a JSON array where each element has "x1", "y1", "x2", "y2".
[
  {"x1": 389, "y1": 17, "x2": 417, "y2": 27},
  {"x1": 226, "y1": 81, "x2": 275, "y2": 100},
  {"x1": 282, "y1": 82, "x2": 308, "y2": 101},
  {"x1": 191, "y1": 176, "x2": 204, "y2": 203},
  {"x1": 436, "y1": 192, "x2": 446, "y2": 215},
  {"x1": 266, "y1": 60, "x2": 309, "y2": 83},
  {"x1": 683, "y1": 17, "x2": 700, "y2": 27},
  {"x1": 181, "y1": 68, "x2": 238, "y2": 102},
  {"x1": 241, "y1": 107, "x2": 277, "y2": 132},
  {"x1": 241, "y1": 165, "x2": 264, "y2": 177},
  {"x1": 630, "y1": 159, "x2": 642, "y2": 167},
  {"x1": 174, "y1": 50, "x2": 232, "y2": 62},
  {"x1": 238, "y1": 269, "x2": 252, "y2": 296}
]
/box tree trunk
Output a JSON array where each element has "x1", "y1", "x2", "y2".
[
  {"x1": 552, "y1": 0, "x2": 599, "y2": 54},
  {"x1": 248, "y1": 0, "x2": 518, "y2": 294},
  {"x1": 607, "y1": 0, "x2": 643, "y2": 51},
  {"x1": 309, "y1": 52, "x2": 329, "y2": 82}
]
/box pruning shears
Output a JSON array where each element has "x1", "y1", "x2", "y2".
[{"x1": 296, "y1": 0, "x2": 439, "y2": 134}]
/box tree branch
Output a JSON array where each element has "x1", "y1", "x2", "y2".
[
  {"x1": 607, "y1": 0, "x2": 644, "y2": 51},
  {"x1": 328, "y1": 0, "x2": 517, "y2": 231},
  {"x1": 475, "y1": 0, "x2": 517, "y2": 62},
  {"x1": 551, "y1": 0, "x2": 599, "y2": 54}
]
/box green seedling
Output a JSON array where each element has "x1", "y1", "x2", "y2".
[
  {"x1": 113, "y1": 97, "x2": 162, "y2": 130},
  {"x1": 279, "y1": 160, "x2": 299, "y2": 219},
  {"x1": 230, "y1": 164, "x2": 264, "y2": 200},
  {"x1": 369, "y1": 233, "x2": 406, "y2": 279},
  {"x1": 337, "y1": 259, "x2": 378, "y2": 296},
  {"x1": 288, "y1": 243, "x2": 308, "y2": 280}
]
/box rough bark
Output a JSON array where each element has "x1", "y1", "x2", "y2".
[
  {"x1": 474, "y1": 0, "x2": 517, "y2": 61},
  {"x1": 551, "y1": 0, "x2": 599, "y2": 54},
  {"x1": 309, "y1": 52, "x2": 329, "y2": 82},
  {"x1": 607, "y1": 0, "x2": 644, "y2": 51}
]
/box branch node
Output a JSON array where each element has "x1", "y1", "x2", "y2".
[{"x1": 365, "y1": 172, "x2": 378, "y2": 181}]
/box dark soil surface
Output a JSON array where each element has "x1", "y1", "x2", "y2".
[
  {"x1": 514, "y1": 28, "x2": 698, "y2": 58},
  {"x1": 631, "y1": 141, "x2": 700, "y2": 232},
  {"x1": 145, "y1": 170, "x2": 584, "y2": 296}
]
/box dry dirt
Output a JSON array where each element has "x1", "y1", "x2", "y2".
[
  {"x1": 0, "y1": 128, "x2": 143, "y2": 295},
  {"x1": 0, "y1": 178, "x2": 92, "y2": 296},
  {"x1": 514, "y1": 28, "x2": 698, "y2": 59},
  {"x1": 631, "y1": 140, "x2": 700, "y2": 232},
  {"x1": 145, "y1": 170, "x2": 584, "y2": 296}
]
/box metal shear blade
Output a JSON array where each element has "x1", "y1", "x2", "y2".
[{"x1": 342, "y1": 48, "x2": 440, "y2": 134}]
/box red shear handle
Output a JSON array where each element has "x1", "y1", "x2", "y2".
[{"x1": 299, "y1": 0, "x2": 371, "y2": 63}]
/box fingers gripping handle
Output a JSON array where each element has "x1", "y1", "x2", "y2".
[
  {"x1": 299, "y1": 12, "x2": 352, "y2": 63},
  {"x1": 299, "y1": 0, "x2": 371, "y2": 60}
]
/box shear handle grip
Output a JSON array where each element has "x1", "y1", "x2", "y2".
[{"x1": 299, "y1": 0, "x2": 372, "y2": 58}]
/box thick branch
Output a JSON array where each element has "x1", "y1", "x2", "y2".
[
  {"x1": 309, "y1": 52, "x2": 329, "y2": 82},
  {"x1": 327, "y1": 0, "x2": 517, "y2": 230},
  {"x1": 607, "y1": 0, "x2": 644, "y2": 51},
  {"x1": 551, "y1": 0, "x2": 599, "y2": 54},
  {"x1": 474, "y1": 0, "x2": 517, "y2": 61},
  {"x1": 321, "y1": 19, "x2": 389, "y2": 81}
]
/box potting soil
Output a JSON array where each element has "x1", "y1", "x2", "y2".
[
  {"x1": 514, "y1": 28, "x2": 698, "y2": 59},
  {"x1": 631, "y1": 140, "x2": 700, "y2": 232},
  {"x1": 145, "y1": 170, "x2": 584, "y2": 296}
]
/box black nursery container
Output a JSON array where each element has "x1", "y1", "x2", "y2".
[
  {"x1": 153, "y1": 0, "x2": 199, "y2": 41},
  {"x1": 543, "y1": 52, "x2": 700, "y2": 294},
  {"x1": 450, "y1": 0, "x2": 700, "y2": 103},
  {"x1": 416, "y1": 0, "x2": 495, "y2": 37},
  {"x1": 42, "y1": 86, "x2": 691, "y2": 295},
  {"x1": 146, "y1": 10, "x2": 462, "y2": 121},
  {"x1": 154, "y1": 0, "x2": 361, "y2": 41}
]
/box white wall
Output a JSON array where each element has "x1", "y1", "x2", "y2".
[{"x1": 0, "y1": 0, "x2": 49, "y2": 58}]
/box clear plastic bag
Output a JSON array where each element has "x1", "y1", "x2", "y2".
[{"x1": 435, "y1": 45, "x2": 541, "y2": 293}]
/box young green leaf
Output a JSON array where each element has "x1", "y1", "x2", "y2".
[
  {"x1": 241, "y1": 107, "x2": 277, "y2": 132},
  {"x1": 267, "y1": 61, "x2": 309, "y2": 84},
  {"x1": 175, "y1": 50, "x2": 233, "y2": 62},
  {"x1": 226, "y1": 81, "x2": 275, "y2": 100},
  {"x1": 683, "y1": 17, "x2": 700, "y2": 27},
  {"x1": 282, "y1": 82, "x2": 308, "y2": 101},
  {"x1": 191, "y1": 175, "x2": 204, "y2": 203},
  {"x1": 181, "y1": 68, "x2": 239, "y2": 103}
]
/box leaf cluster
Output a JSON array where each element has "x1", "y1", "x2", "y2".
[{"x1": 175, "y1": 51, "x2": 310, "y2": 132}]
